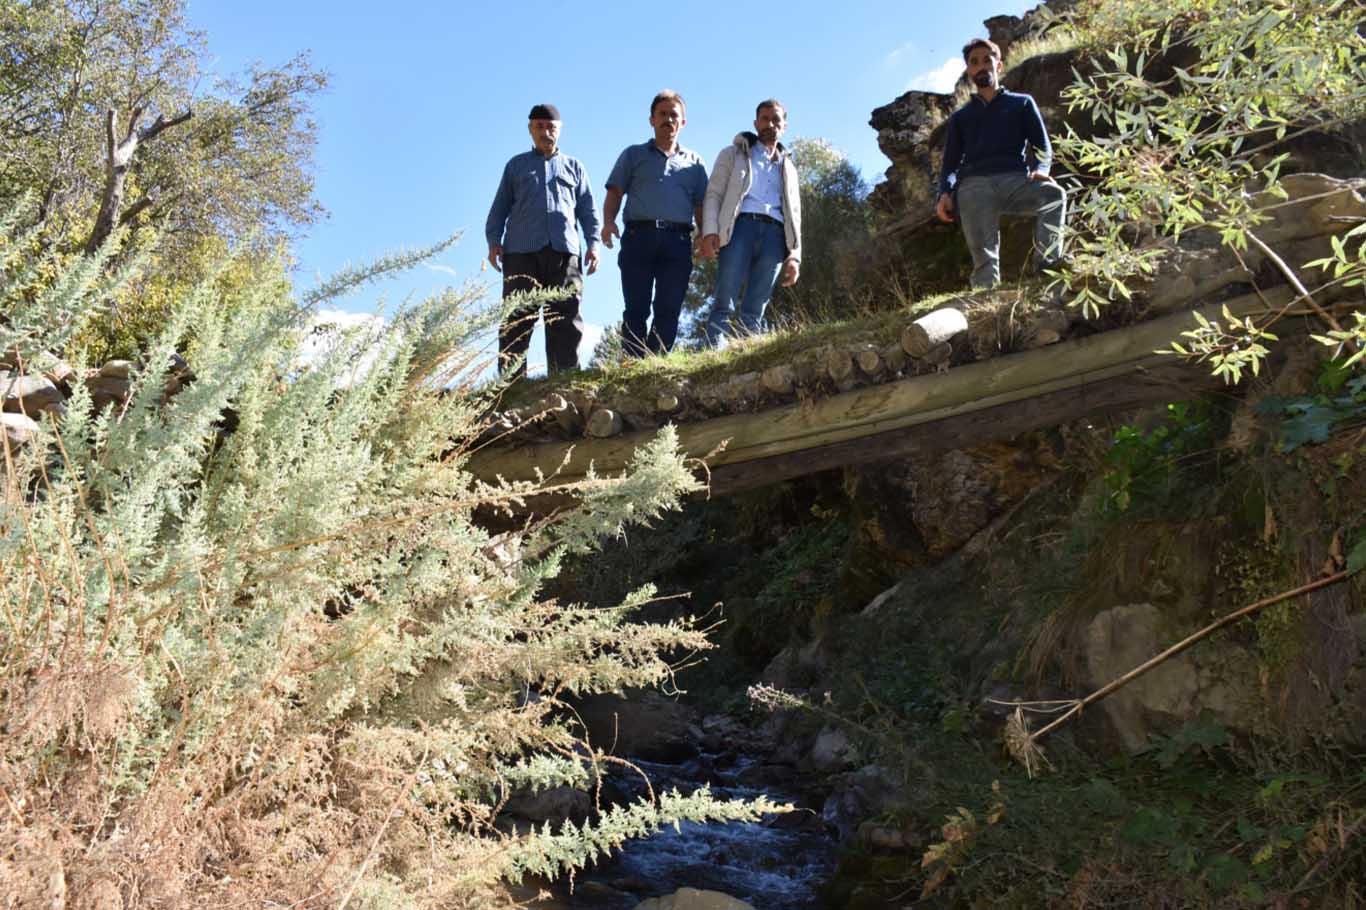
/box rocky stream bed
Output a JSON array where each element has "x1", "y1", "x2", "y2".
[{"x1": 503, "y1": 695, "x2": 905, "y2": 910}]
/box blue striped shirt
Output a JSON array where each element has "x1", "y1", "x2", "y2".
[{"x1": 486, "y1": 149, "x2": 600, "y2": 255}]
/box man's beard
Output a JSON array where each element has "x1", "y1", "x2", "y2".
[{"x1": 973, "y1": 70, "x2": 994, "y2": 87}]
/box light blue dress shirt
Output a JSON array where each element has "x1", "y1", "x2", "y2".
[{"x1": 738, "y1": 142, "x2": 785, "y2": 222}]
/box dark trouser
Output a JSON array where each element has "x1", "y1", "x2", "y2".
[
  {"x1": 499, "y1": 247, "x2": 584, "y2": 380},
  {"x1": 617, "y1": 223, "x2": 693, "y2": 357}
]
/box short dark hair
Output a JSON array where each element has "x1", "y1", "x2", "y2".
[
  {"x1": 961, "y1": 38, "x2": 1002, "y2": 62},
  {"x1": 756, "y1": 98, "x2": 786, "y2": 118},
  {"x1": 651, "y1": 90, "x2": 685, "y2": 116}
]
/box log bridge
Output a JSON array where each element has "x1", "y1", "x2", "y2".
[
  {"x1": 467, "y1": 172, "x2": 1366, "y2": 500},
  {"x1": 466, "y1": 295, "x2": 1307, "y2": 499},
  {"x1": 466, "y1": 174, "x2": 1362, "y2": 500}
]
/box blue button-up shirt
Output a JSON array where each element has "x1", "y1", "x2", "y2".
[
  {"x1": 938, "y1": 90, "x2": 1052, "y2": 194},
  {"x1": 486, "y1": 149, "x2": 600, "y2": 255},
  {"x1": 738, "y1": 141, "x2": 785, "y2": 222},
  {"x1": 606, "y1": 140, "x2": 708, "y2": 225}
]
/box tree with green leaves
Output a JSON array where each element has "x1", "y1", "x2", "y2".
[
  {"x1": 1054, "y1": 0, "x2": 1366, "y2": 380},
  {"x1": 0, "y1": 0, "x2": 324, "y2": 255},
  {"x1": 0, "y1": 0, "x2": 326, "y2": 358},
  {"x1": 768, "y1": 137, "x2": 875, "y2": 328}
]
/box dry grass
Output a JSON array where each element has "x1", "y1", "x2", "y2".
[{"x1": 1004, "y1": 28, "x2": 1082, "y2": 72}]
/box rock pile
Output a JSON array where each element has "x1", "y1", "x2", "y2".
[{"x1": 0, "y1": 350, "x2": 195, "y2": 449}]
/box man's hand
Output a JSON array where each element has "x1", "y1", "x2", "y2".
[
  {"x1": 601, "y1": 221, "x2": 618, "y2": 249},
  {"x1": 585, "y1": 245, "x2": 600, "y2": 276},
  {"x1": 934, "y1": 192, "x2": 956, "y2": 224},
  {"x1": 780, "y1": 258, "x2": 799, "y2": 287},
  {"x1": 487, "y1": 242, "x2": 503, "y2": 272},
  {"x1": 1029, "y1": 170, "x2": 1057, "y2": 184},
  {"x1": 699, "y1": 234, "x2": 721, "y2": 259}
]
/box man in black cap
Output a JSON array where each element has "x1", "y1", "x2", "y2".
[{"x1": 485, "y1": 103, "x2": 601, "y2": 378}]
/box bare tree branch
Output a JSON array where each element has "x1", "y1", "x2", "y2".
[
  {"x1": 103, "y1": 108, "x2": 116, "y2": 166},
  {"x1": 141, "y1": 109, "x2": 193, "y2": 142},
  {"x1": 86, "y1": 105, "x2": 193, "y2": 254},
  {"x1": 118, "y1": 195, "x2": 155, "y2": 226}
]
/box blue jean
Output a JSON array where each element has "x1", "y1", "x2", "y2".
[
  {"x1": 956, "y1": 173, "x2": 1066, "y2": 289},
  {"x1": 618, "y1": 224, "x2": 694, "y2": 356},
  {"x1": 704, "y1": 214, "x2": 787, "y2": 346}
]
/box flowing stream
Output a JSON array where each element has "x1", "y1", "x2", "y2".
[{"x1": 550, "y1": 750, "x2": 838, "y2": 909}]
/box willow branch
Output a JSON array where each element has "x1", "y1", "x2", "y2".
[{"x1": 1246, "y1": 230, "x2": 1345, "y2": 335}]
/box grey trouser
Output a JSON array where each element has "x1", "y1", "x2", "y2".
[{"x1": 956, "y1": 173, "x2": 1066, "y2": 289}]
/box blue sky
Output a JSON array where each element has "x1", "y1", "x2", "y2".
[{"x1": 188, "y1": 0, "x2": 1035, "y2": 374}]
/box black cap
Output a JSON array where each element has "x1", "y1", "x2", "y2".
[{"x1": 528, "y1": 103, "x2": 561, "y2": 121}]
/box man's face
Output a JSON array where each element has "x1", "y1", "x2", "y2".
[
  {"x1": 754, "y1": 105, "x2": 787, "y2": 146},
  {"x1": 529, "y1": 118, "x2": 560, "y2": 155},
  {"x1": 964, "y1": 46, "x2": 1003, "y2": 91},
  {"x1": 650, "y1": 100, "x2": 686, "y2": 145}
]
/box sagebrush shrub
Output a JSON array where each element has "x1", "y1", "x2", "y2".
[{"x1": 0, "y1": 232, "x2": 776, "y2": 909}]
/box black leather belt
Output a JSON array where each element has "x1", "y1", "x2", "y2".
[
  {"x1": 738, "y1": 212, "x2": 782, "y2": 226},
  {"x1": 627, "y1": 219, "x2": 693, "y2": 232}
]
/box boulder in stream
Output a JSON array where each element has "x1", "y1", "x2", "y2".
[
  {"x1": 573, "y1": 692, "x2": 701, "y2": 763},
  {"x1": 631, "y1": 888, "x2": 755, "y2": 910}
]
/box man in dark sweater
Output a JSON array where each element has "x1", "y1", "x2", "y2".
[{"x1": 935, "y1": 38, "x2": 1066, "y2": 289}]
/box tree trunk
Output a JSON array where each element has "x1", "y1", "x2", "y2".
[
  {"x1": 901, "y1": 306, "x2": 969, "y2": 357},
  {"x1": 85, "y1": 107, "x2": 192, "y2": 254}
]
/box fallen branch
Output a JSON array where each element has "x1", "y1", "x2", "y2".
[{"x1": 1007, "y1": 569, "x2": 1352, "y2": 773}]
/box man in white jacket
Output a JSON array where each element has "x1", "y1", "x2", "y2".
[{"x1": 700, "y1": 99, "x2": 802, "y2": 346}]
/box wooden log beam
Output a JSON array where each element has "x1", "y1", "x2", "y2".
[
  {"x1": 706, "y1": 360, "x2": 1213, "y2": 495},
  {"x1": 463, "y1": 293, "x2": 1301, "y2": 492}
]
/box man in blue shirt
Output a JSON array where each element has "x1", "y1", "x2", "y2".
[
  {"x1": 602, "y1": 90, "x2": 708, "y2": 357},
  {"x1": 935, "y1": 38, "x2": 1066, "y2": 290},
  {"x1": 486, "y1": 103, "x2": 601, "y2": 379}
]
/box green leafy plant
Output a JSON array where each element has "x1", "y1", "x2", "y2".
[
  {"x1": 1054, "y1": 0, "x2": 1366, "y2": 380},
  {"x1": 1102, "y1": 401, "x2": 1215, "y2": 511},
  {"x1": 1257, "y1": 372, "x2": 1366, "y2": 452}
]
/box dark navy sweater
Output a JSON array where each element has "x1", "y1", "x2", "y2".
[{"x1": 938, "y1": 89, "x2": 1052, "y2": 194}]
